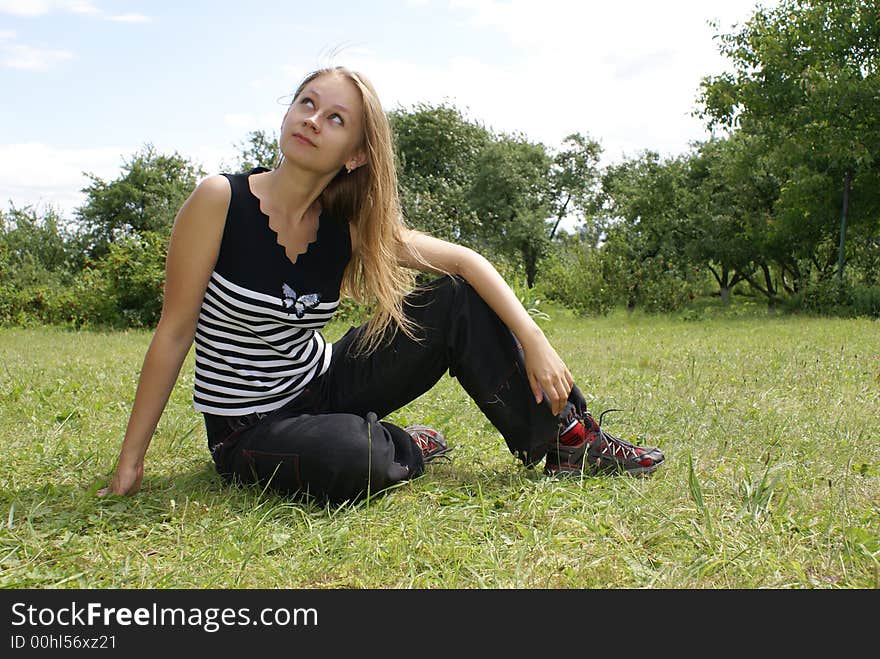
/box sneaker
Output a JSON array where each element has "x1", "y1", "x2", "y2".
[
  {"x1": 404, "y1": 424, "x2": 453, "y2": 464},
  {"x1": 544, "y1": 408, "x2": 664, "y2": 477}
]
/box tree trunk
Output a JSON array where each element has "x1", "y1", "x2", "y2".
[
  {"x1": 837, "y1": 170, "x2": 852, "y2": 283},
  {"x1": 523, "y1": 248, "x2": 538, "y2": 289},
  {"x1": 762, "y1": 263, "x2": 778, "y2": 312},
  {"x1": 744, "y1": 263, "x2": 778, "y2": 311},
  {"x1": 549, "y1": 194, "x2": 571, "y2": 241},
  {"x1": 719, "y1": 265, "x2": 732, "y2": 303}
]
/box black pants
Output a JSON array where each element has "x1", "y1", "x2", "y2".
[{"x1": 204, "y1": 275, "x2": 586, "y2": 503}]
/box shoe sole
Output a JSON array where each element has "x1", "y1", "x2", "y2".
[{"x1": 545, "y1": 459, "x2": 663, "y2": 478}]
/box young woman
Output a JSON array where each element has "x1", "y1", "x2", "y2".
[{"x1": 98, "y1": 66, "x2": 664, "y2": 504}]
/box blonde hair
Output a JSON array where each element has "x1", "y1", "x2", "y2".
[{"x1": 292, "y1": 66, "x2": 437, "y2": 356}]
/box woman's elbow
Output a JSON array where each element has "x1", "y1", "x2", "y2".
[
  {"x1": 154, "y1": 309, "x2": 198, "y2": 349},
  {"x1": 457, "y1": 247, "x2": 490, "y2": 280}
]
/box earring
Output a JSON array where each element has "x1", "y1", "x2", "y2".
[{"x1": 345, "y1": 164, "x2": 353, "y2": 174}]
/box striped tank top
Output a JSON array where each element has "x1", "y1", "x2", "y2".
[{"x1": 193, "y1": 167, "x2": 351, "y2": 415}]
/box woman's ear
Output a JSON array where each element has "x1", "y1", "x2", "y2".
[{"x1": 345, "y1": 151, "x2": 367, "y2": 173}]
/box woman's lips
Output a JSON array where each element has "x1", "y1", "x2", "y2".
[{"x1": 293, "y1": 133, "x2": 316, "y2": 147}]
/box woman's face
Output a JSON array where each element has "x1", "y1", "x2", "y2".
[{"x1": 279, "y1": 73, "x2": 366, "y2": 175}]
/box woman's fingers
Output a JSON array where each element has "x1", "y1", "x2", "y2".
[
  {"x1": 538, "y1": 373, "x2": 566, "y2": 415},
  {"x1": 524, "y1": 344, "x2": 575, "y2": 415},
  {"x1": 528, "y1": 372, "x2": 544, "y2": 404},
  {"x1": 553, "y1": 381, "x2": 568, "y2": 415}
]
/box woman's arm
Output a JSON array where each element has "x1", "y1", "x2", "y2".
[
  {"x1": 397, "y1": 229, "x2": 574, "y2": 416},
  {"x1": 97, "y1": 175, "x2": 230, "y2": 496}
]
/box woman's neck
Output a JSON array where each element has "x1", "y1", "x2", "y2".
[{"x1": 260, "y1": 160, "x2": 337, "y2": 220}]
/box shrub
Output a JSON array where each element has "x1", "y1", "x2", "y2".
[
  {"x1": 851, "y1": 284, "x2": 880, "y2": 318},
  {"x1": 98, "y1": 232, "x2": 167, "y2": 327},
  {"x1": 630, "y1": 256, "x2": 699, "y2": 313},
  {"x1": 536, "y1": 245, "x2": 622, "y2": 316},
  {"x1": 783, "y1": 280, "x2": 880, "y2": 319}
]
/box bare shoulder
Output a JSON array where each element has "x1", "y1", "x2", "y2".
[
  {"x1": 192, "y1": 174, "x2": 231, "y2": 207},
  {"x1": 173, "y1": 174, "x2": 231, "y2": 230}
]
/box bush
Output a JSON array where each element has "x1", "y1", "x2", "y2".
[
  {"x1": 98, "y1": 232, "x2": 167, "y2": 327},
  {"x1": 802, "y1": 279, "x2": 853, "y2": 314},
  {"x1": 0, "y1": 267, "x2": 119, "y2": 328},
  {"x1": 630, "y1": 256, "x2": 698, "y2": 313},
  {"x1": 784, "y1": 280, "x2": 880, "y2": 319},
  {"x1": 0, "y1": 231, "x2": 167, "y2": 329},
  {"x1": 536, "y1": 246, "x2": 622, "y2": 316},
  {"x1": 851, "y1": 284, "x2": 880, "y2": 318}
]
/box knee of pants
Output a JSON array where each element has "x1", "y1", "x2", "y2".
[{"x1": 225, "y1": 412, "x2": 410, "y2": 503}]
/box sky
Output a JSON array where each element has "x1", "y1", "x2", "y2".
[{"x1": 1, "y1": 0, "x2": 779, "y2": 223}]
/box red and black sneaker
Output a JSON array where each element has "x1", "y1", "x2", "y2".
[
  {"x1": 404, "y1": 424, "x2": 453, "y2": 464},
  {"x1": 544, "y1": 408, "x2": 664, "y2": 477}
]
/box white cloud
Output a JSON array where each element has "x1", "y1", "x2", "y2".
[
  {"x1": 357, "y1": 0, "x2": 776, "y2": 160},
  {"x1": 1, "y1": 42, "x2": 73, "y2": 70},
  {"x1": 109, "y1": 13, "x2": 151, "y2": 23},
  {"x1": 0, "y1": 143, "x2": 131, "y2": 217},
  {"x1": 0, "y1": 0, "x2": 99, "y2": 16},
  {"x1": 0, "y1": 0, "x2": 52, "y2": 16},
  {"x1": 172, "y1": 1, "x2": 780, "y2": 168},
  {"x1": 65, "y1": 0, "x2": 99, "y2": 15},
  {"x1": 0, "y1": 142, "x2": 243, "y2": 218},
  {"x1": 223, "y1": 112, "x2": 283, "y2": 132},
  {"x1": 0, "y1": 29, "x2": 15, "y2": 39},
  {"x1": 186, "y1": 144, "x2": 242, "y2": 175},
  {"x1": 0, "y1": 1, "x2": 151, "y2": 22}
]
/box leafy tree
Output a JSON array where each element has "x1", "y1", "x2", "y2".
[
  {"x1": 389, "y1": 103, "x2": 491, "y2": 244},
  {"x1": 75, "y1": 143, "x2": 205, "y2": 258},
  {"x1": 699, "y1": 0, "x2": 880, "y2": 282},
  {"x1": 234, "y1": 129, "x2": 280, "y2": 172},
  {"x1": 0, "y1": 203, "x2": 79, "y2": 288},
  {"x1": 599, "y1": 151, "x2": 699, "y2": 310},
  {"x1": 468, "y1": 134, "x2": 553, "y2": 287},
  {"x1": 683, "y1": 135, "x2": 783, "y2": 302},
  {"x1": 548, "y1": 132, "x2": 603, "y2": 242}
]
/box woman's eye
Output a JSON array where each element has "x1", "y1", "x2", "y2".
[
  {"x1": 301, "y1": 97, "x2": 314, "y2": 107},
  {"x1": 330, "y1": 114, "x2": 344, "y2": 126}
]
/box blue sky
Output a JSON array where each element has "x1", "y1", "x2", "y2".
[{"x1": 1, "y1": 0, "x2": 778, "y2": 221}]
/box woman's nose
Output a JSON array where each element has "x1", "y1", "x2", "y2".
[{"x1": 303, "y1": 114, "x2": 320, "y2": 131}]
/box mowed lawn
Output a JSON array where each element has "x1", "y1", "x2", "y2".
[{"x1": 1, "y1": 307, "x2": 878, "y2": 589}]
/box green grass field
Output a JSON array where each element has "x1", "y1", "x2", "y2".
[{"x1": 1, "y1": 306, "x2": 878, "y2": 588}]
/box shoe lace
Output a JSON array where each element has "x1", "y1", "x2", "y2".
[
  {"x1": 591, "y1": 408, "x2": 645, "y2": 460},
  {"x1": 410, "y1": 428, "x2": 453, "y2": 461},
  {"x1": 597, "y1": 408, "x2": 622, "y2": 427},
  {"x1": 413, "y1": 432, "x2": 434, "y2": 453}
]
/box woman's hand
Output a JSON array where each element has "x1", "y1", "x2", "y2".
[
  {"x1": 97, "y1": 461, "x2": 144, "y2": 497},
  {"x1": 519, "y1": 331, "x2": 574, "y2": 416}
]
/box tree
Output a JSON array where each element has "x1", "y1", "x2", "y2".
[
  {"x1": 548, "y1": 132, "x2": 603, "y2": 242},
  {"x1": 75, "y1": 144, "x2": 205, "y2": 258},
  {"x1": 389, "y1": 103, "x2": 491, "y2": 245},
  {"x1": 234, "y1": 129, "x2": 280, "y2": 172},
  {"x1": 699, "y1": 0, "x2": 880, "y2": 282},
  {"x1": 468, "y1": 134, "x2": 553, "y2": 287},
  {"x1": 0, "y1": 203, "x2": 79, "y2": 288},
  {"x1": 599, "y1": 151, "x2": 699, "y2": 311},
  {"x1": 683, "y1": 135, "x2": 783, "y2": 302}
]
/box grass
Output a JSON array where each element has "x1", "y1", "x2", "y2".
[{"x1": 0, "y1": 304, "x2": 878, "y2": 589}]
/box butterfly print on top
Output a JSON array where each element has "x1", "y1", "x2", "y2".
[{"x1": 281, "y1": 283, "x2": 322, "y2": 319}]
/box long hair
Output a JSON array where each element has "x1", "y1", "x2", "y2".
[{"x1": 291, "y1": 66, "x2": 436, "y2": 356}]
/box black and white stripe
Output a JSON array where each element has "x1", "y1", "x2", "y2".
[{"x1": 193, "y1": 271, "x2": 338, "y2": 415}]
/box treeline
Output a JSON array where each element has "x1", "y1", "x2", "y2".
[{"x1": 2, "y1": 0, "x2": 878, "y2": 328}]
